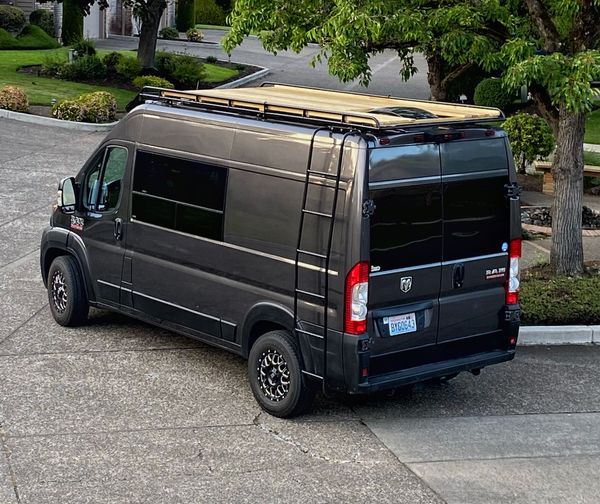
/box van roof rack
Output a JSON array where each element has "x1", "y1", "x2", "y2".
[{"x1": 137, "y1": 83, "x2": 504, "y2": 131}]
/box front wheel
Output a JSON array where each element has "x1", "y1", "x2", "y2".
[
  {"x1": 47, "y1": 255, "x2": 89, "y2": 327},
  {"x1": 248, "y1": 330, "x2": 315, "y2": 418}
]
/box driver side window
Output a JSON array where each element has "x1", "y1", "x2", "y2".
[{"x1": 83, "y1": 146, "x2": 128, "y2": 212}]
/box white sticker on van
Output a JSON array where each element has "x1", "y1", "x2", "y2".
[{"x1": 485, "y1": 267, "x2": 506, "y2": 280}]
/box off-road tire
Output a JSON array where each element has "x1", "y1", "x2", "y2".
[
  {"x1": 47, "y1": 255, "x2": 88, "y2": 327},
  {"x1": 248, "y1": 330, "x2": 315, "y2": 418}
]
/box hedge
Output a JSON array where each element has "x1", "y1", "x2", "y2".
[
  {"x1": 474, "y1": 78, "x2": 514, "y2": 112},
  {"x1": 0, "y1": 25, "x2": 59, "y2": 50},
  {"x1": 30, "y1": 9, "x2": 54, "y2": 37},
  {"x1": 176, "y1": 0, "x2": 195, "y2": 31},
  {"x1": 0, "y1": 5, "x2": 26, "y2": 34},
  {"x1": 61, "y1": 0, "x2": 83, "y2": 45}
]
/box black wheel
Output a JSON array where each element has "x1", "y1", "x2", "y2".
[
  {"x1": 248, "y1": 330, "x2": 315, "y2": 418},
  {"x1": 47, "y1": 255, "x2": 88, "y2": 327}
]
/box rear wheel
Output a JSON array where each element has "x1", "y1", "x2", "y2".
[
  {"x1": 248, "y1": 330, "x2": 315, "y2": 418},
  {"x1": 47, "y1": 255, "x2": 88, "y2": 327}
]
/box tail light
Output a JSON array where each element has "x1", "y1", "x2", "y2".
[
  {"x1": 345, "y1": 261, "x2": 369, "y2": 334},
  {"x1": 505, "y1": 239, "x2": 521, "y2": 305}
]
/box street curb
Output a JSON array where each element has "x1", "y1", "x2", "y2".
[
  {"x1": 518, "y1": 325, "x2": 600, "y2": 346},
  {"x1": 0, "y1": 109, "x2": 118, "y2": 132},
  {"x1": 217, "y1": 66, "x2": 270, "y2": 89}
]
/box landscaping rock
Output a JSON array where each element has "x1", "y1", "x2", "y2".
[{"x1": 521, "y1": 205, "x2": 600, "y2": 229}]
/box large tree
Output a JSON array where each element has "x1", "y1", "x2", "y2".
[{"x1": 224, "y1": 0, "x2": 600, "y2": 276}]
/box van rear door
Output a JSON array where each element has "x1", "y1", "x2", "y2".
[
  {"x1": 437, "y1": 136, "x2": 511, "y2": 344},
  {"x1": 367, "y1": 144, "x2": 443, "y2": 371}
]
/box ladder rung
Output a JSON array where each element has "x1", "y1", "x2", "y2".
[
  {"x1": 297, "y1": 249, "x2": 327, "y2": 259},
  {"x1": 308, "y1": 169, "x2": 338, "y2": 180},
  {"x1": 295, "y1": 289, "x2": 325, "y2": 300},
  {"x1": 302, "y1": 209, "x2": 333, "y2": 218},
  {"x1": 296, "y1": 328, "x2": 324, "y2": 339}
]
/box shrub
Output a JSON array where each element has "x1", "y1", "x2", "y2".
[
  {"x1": 80, "y1": 91, "x2": 117, "y2": 122},
  {"x1": 30, "y1": 9, "x2": 54, "y2": 37},
  {"x1": 195, "y1": 0, "x2": 227, "y2": 26},
  {"x1": 0, "y1": 5, "x2": 26, "y2": 34},
  {"x1": 14, "y1": 24, "x2": 59, "y2": 49},
  {"x1": 61, "y1": 0, "x2": 83, "y2": 45},
  {"x1": 132, "y1": 75, "x2": 175, "y2": 90},
  {"x1": 176, "y1": 0, "x2": 195, "y2": 31},
  {"x1": 116, "y1": 56, "x2": 142, "y2": 81},
  {"x1": 186, "y1": 27, "x2": 203, "y2": 42},
  {"x1": 155, "y1": 52, "x2": 205, "y2": 87},
  {"x1": 41, "y1": 54, "x2": 68, "y2": 76},
  {"x1": 0, "y1": 27, "x2": 16, "y2": 49},
  {"x1": 61, "y1": 55, "x2": 106, "y2": 81},
  {"x1": 0, "y1": 85, "x2": 28, "y2": 112},
  {"x1": 474, "y1": 77, "x2": 515, "y2": 111},
  {"x1": 503, "y1": 113, "x2": 555, "y2": 174},
  {"x1": 71, "y1": 37, "x2": 96, "y2": 56},
  {"x1": 52, "y1": 91, "x2": 117, "y2": 123},
  {"x1": 205, "y1": 55, "x2": 217, "y2": 64},
  {"x1": 102, "y1": 51, "x2": 124, "y2": 74},
  {"x1": 159, "y1": 26, "x2": 179, "y2": 40},
  {"x1": 520, "y1": 268, "x2": 600, "y2": 325}
]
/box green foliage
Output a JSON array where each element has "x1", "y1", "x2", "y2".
[
  {"x1": 159, "y1": 26, "x2": 179, "y2": 40},
  {"x1": 520, "y1": 270, "x2": 600, "y2": 325},
  {"x1": 61, "y1": 0, "x2": 83, "y2": 45},
  {"x1": 0, "y1": 28, "x2": 16, "y2": 49},
  {"x1": 116, "y1": 56, "x2": 142, "y2": 81},
  {"x1": 503, "y1": 113, "x2": 555, "y2": 173},
  {"x1": 71, "y1": 38, "x2": 96, "y2": 56},
  {"x1": 0, "y1": 85, "x2": 28, "y2": 112},
  {"x1": 41, "y1": 53, "x2": 68, "y2": 76},
  {"x1": 1, "y1": 25, "x2": 60, "y2": 50},
  {"x1": 30, "y1": 9, "x2": 55, "y2": 37},
  {"x1": 176, "y1": 0, "x2": 195, "y2": 31},
  {"x1": 186, "y1": 28, "x2": 203, "y2": 42},
  {"x1": 132, "y1": 75, "x2": 174, "y2": 90},
  {"x1": 61, "y1": 55, "x2": 106, "y2": 80},
  {"x1": 0, "y1": 5, "x2": 26, "y2": 34},
  {"x1": 102, "y1": 51, "x2": 124, "y2": 74},
  {"x1": 473, "y1": 78, "x2": 514, "y2": 111},
  {"x1": 155, "y1": 51, "x2": 205, "y2": 87},
  {"x1": 205, "y1": 55, "x2": 217, "y2": 63},
  {"x1": 52, "y1": 91, "x2": 117, "y2": 123},
  {"x1": 196, "y1": 0, "x2": 227, "y2": 26}
]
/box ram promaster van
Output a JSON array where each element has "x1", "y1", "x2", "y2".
[{"x1": 41, "y1": 83, "x2": 522, "y2": 417}]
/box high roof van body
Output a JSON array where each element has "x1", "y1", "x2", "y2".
[{"x1": 41, "y1": 84, "x2": 522, "y2": 417}]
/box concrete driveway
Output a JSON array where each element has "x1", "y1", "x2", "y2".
[{"x1": 1, "y1": 119, "x2": 599, "y2": 504}]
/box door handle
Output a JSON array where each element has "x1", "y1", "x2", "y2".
[
  {"x1": 114, "y1": 218, "x2": 123, "y2": 241},
  {"x1": 452, "y1": 263, "x2": 465, "y2": 289}
]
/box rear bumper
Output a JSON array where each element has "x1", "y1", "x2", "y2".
[{"x1": 349, "y1": 348, "x2": 515, "y2": 394}]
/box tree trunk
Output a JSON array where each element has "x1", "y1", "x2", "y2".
[
  {"x1": 137, "y1": 1, "x2": 166, "y2": 69},
  {"x1": 426, "y1": 53, "x2": 448, "y2": 101},
  {"x1": 550, "y1": 108, "x2": 585, "y2": 276}
]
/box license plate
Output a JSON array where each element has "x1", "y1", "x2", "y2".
[{"x1": 386, "y1": 313, "x2": 417, "y2": 336}]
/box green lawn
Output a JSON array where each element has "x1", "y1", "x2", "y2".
[
  {"x1": 195, "y1": 24, "x2": 231, "y2": 31},
  {"x1": 586, "y1": 108, "x2": 600, "y2": 145},
  {"x1": 0, "y1": 48, "x2": 239, "y2": 111},
  {"x1": 203, "y1": 63, "x2": 238, "y2": 83},
  {"x1": 0, "y1": 48, "x2": 137, "y2": 110},
  {"x1": 583, "y1": 150, "x2": 600, "y2": 166}
]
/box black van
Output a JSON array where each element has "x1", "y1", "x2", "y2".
[{"x1": 41, "y1": 83, "x2": 521, "y2": 417}]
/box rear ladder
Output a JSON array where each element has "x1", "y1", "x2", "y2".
[{"x1": 293, "y1": 128, "x2": 359, "y2": 390}]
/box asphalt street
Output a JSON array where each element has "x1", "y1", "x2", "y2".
[{"x1": 94, "y1": 30, "x2": 431, "y2": 99}]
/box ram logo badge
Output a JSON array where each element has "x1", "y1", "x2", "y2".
[{"x1": 400, "y1": 276, "x2": 413, "y2": 293}]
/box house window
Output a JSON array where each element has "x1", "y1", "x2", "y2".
[{"x1": 131, "y1": 150, "x2": 227, "y2": 241}]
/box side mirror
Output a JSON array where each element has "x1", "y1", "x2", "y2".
[{"x1": 57, "y1": 177, "x2": 77, "y2": 214}]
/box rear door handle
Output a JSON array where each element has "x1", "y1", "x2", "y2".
[
  {"x1": 114, "y1": 218, "x2": 123, "y2": 241},
  {"x1": 452, "y1": 262, "x2": 465, "y2": 289}
]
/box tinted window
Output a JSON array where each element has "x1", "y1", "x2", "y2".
[
  {"x1": 131, "y1": 151, "x2": 227, "y2": 240},
  {"x1": 83, "y1": 147, "x2": 127, "y2": 212},
  {"x1": 369, "y1": 184, "x2": 442, "y2": 271},
  {"x1": 369, "y1": 144, "x2": 440, "y2": 182},
  {"x1": 443, "y1": 176, "x2": 510, "y2": 261},
  {"x1": 441, "y1": 138, "x2": 508, "y2": 175}
]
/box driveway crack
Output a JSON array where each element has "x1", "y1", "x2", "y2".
[{"x1": 1, "y1": 426, "x2": 21, "y2": 503}]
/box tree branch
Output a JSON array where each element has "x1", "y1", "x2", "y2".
[
  {"x1": 524, "y1": 0, "x2": 561, "y2": 52},
  {"x1": 573, "y1": 0, "x2": 600, "y2": 51},
  {"x1": 529, "y1": 83, "x2": 559, "y2": 135},
  {"x1": 440, "y1": 62, "x2": 475, "y2": 90}
]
